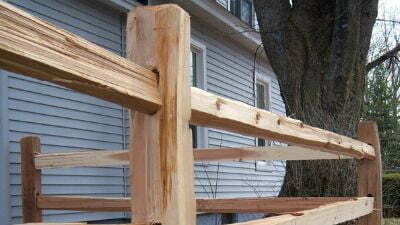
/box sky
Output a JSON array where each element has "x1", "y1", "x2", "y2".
[
  {"x1": 369, "y1": 0, "x2": 400, "y2": 58},
  {"x1": 378, "y1": 0, "x2": 400, "y2": 18}
]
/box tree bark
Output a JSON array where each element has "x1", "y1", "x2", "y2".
[{"x1": 253, "y1": 0, "x2": 379, "y2": 199}]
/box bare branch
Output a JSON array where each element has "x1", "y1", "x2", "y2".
[
  {"x1": 366, "y1": 44, "x2": 400, "y2": 72},
  {"x1": 376, "y1": 18, "x2": 400, "y2": 25}
]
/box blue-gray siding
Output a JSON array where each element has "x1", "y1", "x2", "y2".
[
  {"x1": 6, "y1": 0, "x2": 128, "y2": 223},
  {"x1": 191, "y1": 18, "x2": 286, "y2": 201}
]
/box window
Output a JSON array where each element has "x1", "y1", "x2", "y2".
[
  {"x1": 255, "y1": 79, "x2": 272, "y2": 171},
  {"x1": 216, "y1": 0, "x2": 253, "y2": 26},
  {"x1": 216, "y1": 0, "x2": 230, "y2": 10},
  {"x1": 256, "y1": 80, "x2": 271, "y2": 147},
  {"x1": 188, "y1": 41, "x2": 207, "y2": 148}
]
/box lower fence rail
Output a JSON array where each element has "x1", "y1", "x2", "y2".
[
  {"x1": 37, "y1": 195, "x2": 364, "y2": 214},
  {"x1": 22, "y1": 197, "x2": 374, "y2": 225}
]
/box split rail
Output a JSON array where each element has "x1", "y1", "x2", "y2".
[{"x1": 0, "y1": 2, "x2": 382, "y2": 225}]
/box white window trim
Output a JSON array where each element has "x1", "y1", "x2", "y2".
[
  {"x1": 255, "y1": 74, "x2": 273, "y2": 171},
  {"x1": 256, "y1": 74, "x2": 272, "y2": 111},
  {"x1": 191, "y1": 39, "x2": 208, "y2": 148}
]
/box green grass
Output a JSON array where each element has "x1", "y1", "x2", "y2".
[
  {"x1": 385, "y1": 218, "x2": 400, "y2": 225},
  {"x1": 383, "y1": 172, "x2": 400, "y2": 181}
]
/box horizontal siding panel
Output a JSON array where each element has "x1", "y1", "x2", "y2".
[
  {"x1": 9, "y1": 109, "x2": 123, "y2": 135},
  {"x1": 9, "y1": 121, "x2": 123, "y2": 144},
  {"x1": 195, "y1": 164, "x2": 285, "y2": 176},
  {"x1": 207, "y1": 84, "x2": 253, "y2": 105},
  {"x1": 8, "y1": 89, "x2": 122, "y2": 119},
  {"x1": 10, "y1": 164, "x2": 125, "y2": 177},
  {"x1": 9, "y1": 3, "x2": 121, "y2": 52},
  {"x1": 11, "y1": 175, "x2": 125, "y2": 186},
  {"x1": 8, "y1": 75, "x2": 121, "y2": 110},
  {"x1": 192, "y1": 24, "x2": 286, "y2": 202},
  {"x1": 57, "y1": 0, "x2": 123, "y2": 26},
  {"x1": 6, "y1": 0, "x2": 128, "y2": 222},
  {"x1": 23, "y1": 0, "x2": 121, "y2": 42},
  {"x1": 192, "y1": 28, "x2": 254, "y2": 71},
  {"x1": 11, "y1": 213, "x2": 125, "y2": 225},
  {"x1": 207, "y1": 55, "x2": 253, "y2": 84},
  {"x1": 207, "y1": 75, "x2": 253, "y2": 100},
  {"x1": 10, "y1": 184, "x2": 125, "y2": 196},
  {"x1": 206, "y1": 56, "x2": 253, "y2": 83},
  {"x1": 9, "y1": 101, "x2": 123, "y2": 127},
  {"x1": 9, "y1": 135, "x2": 122, "y2": 151},
  {"x1": 31, "y1": 0, "x2": 122, "y2": 36},
  {"x1": 8, "y1": 88, "x2": 122, "y2": 117}
]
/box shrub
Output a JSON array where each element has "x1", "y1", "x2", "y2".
[{"x1": 383, "y1": 172, "x2": 400, "y2": 217}]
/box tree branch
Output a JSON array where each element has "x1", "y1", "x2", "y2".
[
  {"x1": 366, "y1": 44, "x2": 400, "y2": 72},
  {"x1": 376, "y1": 18, "x2": 400, "y2": 25}
]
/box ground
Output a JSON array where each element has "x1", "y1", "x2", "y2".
[{"x1": 385, "y1": 218, "x2": 400, "y2": 225}]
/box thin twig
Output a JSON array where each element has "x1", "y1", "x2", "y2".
[{"x1": 366, "y1": 44, "x2": 400, "y2": 72}]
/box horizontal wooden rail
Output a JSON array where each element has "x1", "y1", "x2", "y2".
[
  {"x1": 196, "y1": 197, "x2": 355, "y2": 213},
  {"x1": 0, "y1": 2, "x2": 161, "y2": 114},
  {"x1": 226, "y1": 197, "x2": 374, "y2": 225},
  {"x1": 35, "y1": 150, "x2": 128, "y2": 169},
  {"x1": 37, "y1": 195, "x2": 367, "y2": 215},
  {"x1": 194, "y1": 146, "x2": 352, "y2": 161},
  {"x1": 37, "y1": 195, "x2": 130, "y2": 212},
  {"x1": 190, "y1": 87, "x2": 375, "y2": 159},
  {"x1": 0, "y1": 2, "x2": 374, "y2": 160},
  {"x1": 34, "y1": 146, "x2": 352, "y2": 169}
]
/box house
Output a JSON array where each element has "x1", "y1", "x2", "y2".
[{"x1": 0, "y1": 0, "x2": 287, "y2": 224}]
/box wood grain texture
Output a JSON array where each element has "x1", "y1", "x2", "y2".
[
  {"x1": 37, "y1": 195, "x2": 130, "y2": 212},
  {"x1": 227, "y1": 197, "x2": 374, "y2": 225},
  {"x1": 36, "y1": 195, "x2": 364, "y2": 215},
  {"x1": 127, "y1": 5, "x2": 196, "y2": 225},
  {"x1": 20, "y1": 136, "x2": 42, "y2": 222},
  {"x1": 130, "y1": 112, "x2": 162, "y2": 224},
  {"x1": 34, "y1": 145, "x2": 353, "y2": 169},
  {"x1": 0, "y1": 1, "x2": 161, "y2": 114},
  {"x1": 196, "y1": 197, "x2": 354, "y2": 213},
  {"x1": 127, "y1": 5, "x2": 163, "y2": 225},
  {"x1": 194, "y1": 146, "x2": 352, "y2": 161},
  {"x1": 34, "y1": 150, "x2": 128, "y2": 169},
  {"x1": 356, "y1": 121, "x2": 383, "y2": 225},
  {"x1": 190, "y1": 87, "x2": 375, "y2": 159}
]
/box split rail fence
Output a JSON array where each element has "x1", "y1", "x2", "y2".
[{"x1": 0, "y1": 2, "x2": 383, "y2": 225}]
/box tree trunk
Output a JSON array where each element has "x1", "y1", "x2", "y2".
[{"x1": 253, "y1": 0, "x2": 378, "y2": 198}]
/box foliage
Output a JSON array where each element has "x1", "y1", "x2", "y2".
[
  {"x1": 385, "y1": 218, "x2": 400, "y2": 225},
  {"x1": 363, "y1": 63, "x2": 400, "y2": 169},
  {"x1": 363, "y1": 5, "x2": 400, "y2": 170},
  {"x1": 383, "y1": 172, "x2": 400, "y2": 217}
]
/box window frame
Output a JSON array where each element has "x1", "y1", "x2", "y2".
[
  {"x1": 190, "y1": 39, "x2": 208, "y2": 148},
  {"x1": 216, "y1": 0, "x2": 254, "y2": 26},
  {"x1": 255, "y1": 78, "x2": 272, "y2": 147},
  {"x1": 255, "y1": 75, "x2": 273, "y2": 171}
]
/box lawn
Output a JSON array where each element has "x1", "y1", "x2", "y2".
[{"x1": 385, "y1": 218, "x2": 400, "y2": 225}]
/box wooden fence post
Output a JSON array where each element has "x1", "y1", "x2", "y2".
[
  {"x1": 356, "y1": 121, "x2": 383, "y2": 225},
  {"x1": 127, "y1": 5, "x2": 196, "y2": 225},
  {"x1": 20, "y1": 136, "x2": 42, "y2": 222}
]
